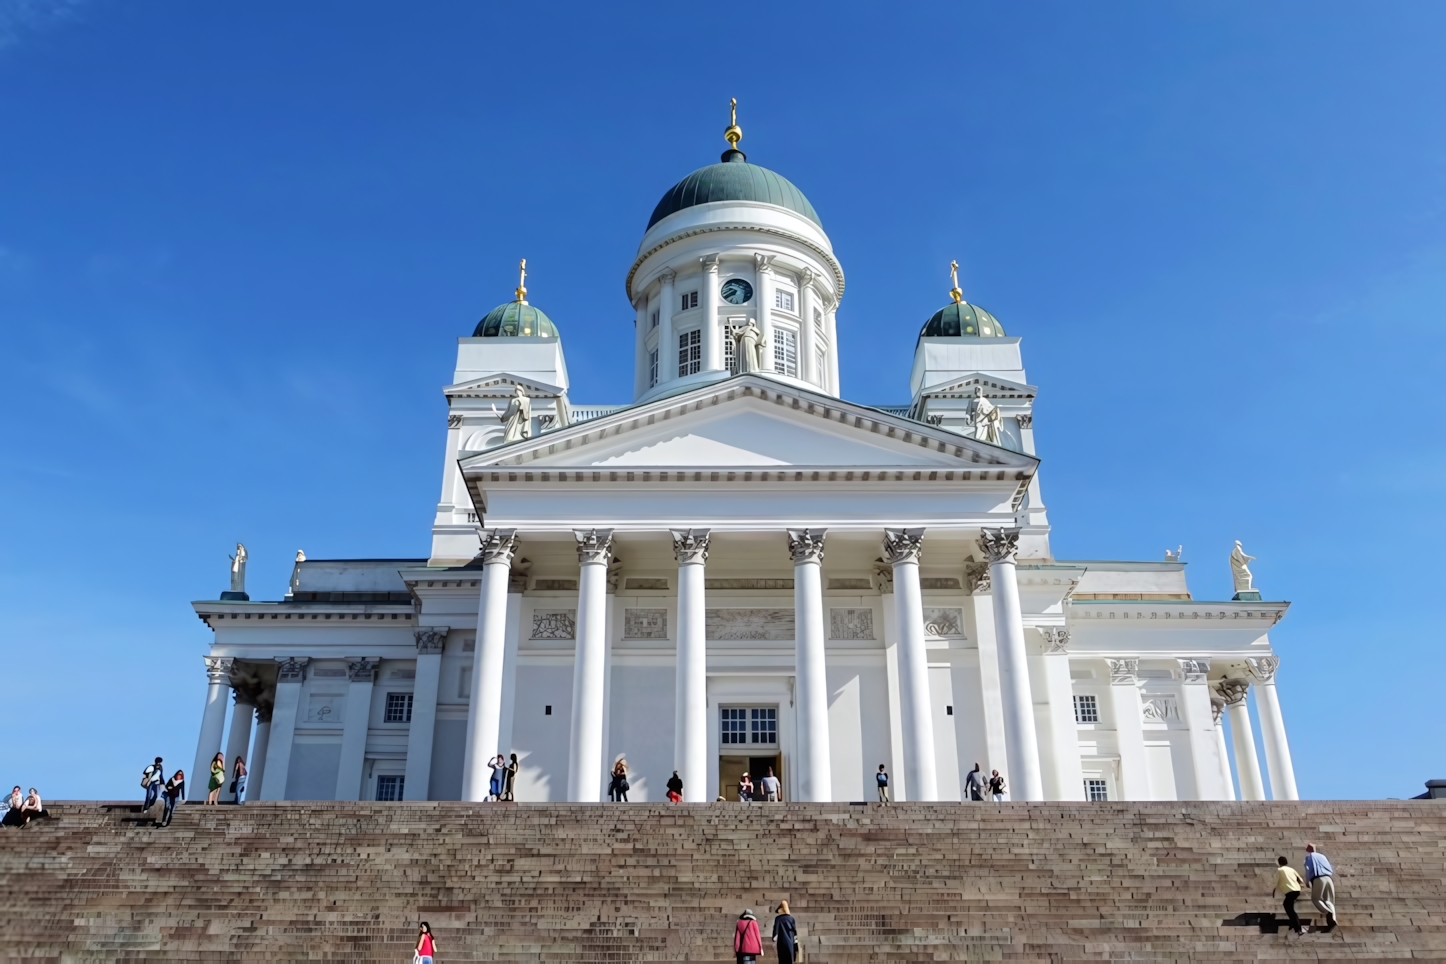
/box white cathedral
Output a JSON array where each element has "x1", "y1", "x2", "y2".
[{"x1": 191, "y1": 112, "x2": 1299, "y2": 807}]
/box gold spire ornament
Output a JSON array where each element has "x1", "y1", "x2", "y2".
[
  {"x1": 948, "y1": 259, "x2": 965, "y2": 304},
  {"x1": 515, "y1": 258, "x2": 528, "y2": 304},
  {"x1": 724, "y1": 97, "x2": 743, "y2": 151}
]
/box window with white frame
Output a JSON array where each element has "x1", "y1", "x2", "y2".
[
  {"x1": 1084, "y1": 778, "x2": 1108, "y2": 801},
  {"x1": 773, "y1": 327, "x2": 798, "y2": 377},
  {"x1": 375, "y1": 775, "x2": 405, "y2": 801},
  {"x1": 1074, "y1": 694, "x2": 1099, "y2": 724},
  {"x1": 722, "y1": 319, "x2": 742, "y2": 374},
  {"x1": 775, "y1": 289, "x2": 794, "y2": 312},
  {"x1": 648, "y1": 348, "x2": 659, "y2": 387},
  {"x1": 750, "y1": 707, "x2": 777, "y2": 744},
  {"x1": 813, "y1": 307, "x2": 824, "y2": 329},
  {"x1": 650, "y1": 309, "x2": 659, "y2": 330},
  {"x1": 721, "y1": 707, "x2": 748, "y2": 745},
  {"x1": 681, "y1": 291, "x2": 698, "y2": 311},
  {"x1": 815, "y1": 349, "x2": 826, "y2": 383},
  {"x1": 721, "y1": 706, "x2": 777, "y2": 745},
  {"x1": 678, "y1": 329, "x2": 701, "y2": 376},
  {"x1": 384, "y1": 692, "x2": 413, "y2": 723}
]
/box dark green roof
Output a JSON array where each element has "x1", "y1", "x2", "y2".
[
  {"x1": 473, "y1": 301, "x2": 559, "y2": 338},
  {"x1": 647, "y1": 149, "x2": 821, "y2": 231},
  {"x1": 919, "y1": 301, "x2": 1006, "y2": 339}
]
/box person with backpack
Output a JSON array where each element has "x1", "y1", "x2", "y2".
[
  {"x1": 988, "y1": 770, "x2": 1006, "y2": 802},
  {"x1": 141, "y1": 757, "x2": 164, "y2": 811},
  {"x1": 876, "y1": 764, "x2": 890, "y2": 804}
]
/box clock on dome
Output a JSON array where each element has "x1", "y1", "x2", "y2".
[{"x1": 720, "y1": 278, "x2": 753, "y2": 305}]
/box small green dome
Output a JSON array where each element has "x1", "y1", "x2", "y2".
[
  {"x1": 920, "y1": 301, "x2": 1006, "y2": 339},
  {"x1": 647, "y1": 149, "x2": 822, "y2": 231},
  {"x1": 473, "y1": 301, "x2": 559, "y2": 338}
]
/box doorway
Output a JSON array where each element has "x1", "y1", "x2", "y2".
[{"x1": 719, "y1": 754, "x2": 782, "y2": 801}]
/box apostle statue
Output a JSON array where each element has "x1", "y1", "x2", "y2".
[
  {"x1": 967, "y1": 386, "x2": 1002, "y2": 445},
  {"x1": 1229, "y1": 540, "x2": 1256, "y2": 594},
  {"x1": 732, "y1": 318, "x2": 768, "y2": 373},
  {"x1": 496, "y1": 384, "x2": 532, "y2": 442},
  {"x1": 228, "y1": 543, "x2": 248, "y2": 594}
]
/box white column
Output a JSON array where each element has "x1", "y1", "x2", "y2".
[
  {"x1": 877, "y1": 568, "x2": 907, "y2": 801},
  {"x1": 672, "y1": 529, "x2": 710, "y2": 802},
  {"x1": 632, "y1": 296, "x2": 649, "y2": 399},
  {"x1": 657, "y1": 268, "x2": 676, "y2": 388},
  {"x1": 334, "y1": 658, "x2": 377, "y2": 801},
  {"x1": 1177, "y1": 659, "x2": 1224, "y2": 800},
  {"x1": 223, "y1": 688, "x2": 256, "y2": 803},
  {"x1": 1218, "y1": 679, "x2": 1265, "y2": 801},
  {"x1": 461, "y1": 529, "x2": 519, "y2": 802},
  {"x1": 1211, "y1": 697, "x2": 1236, "y2": 800},
  {"x1": 1248, "y1": 656, "x2": 1298, "y2": 800},
  {"x1": 404, "y1": 626, "x2": 448, "y2": 801},
  {"x1": 191, "y1": 656, "x2": 234, "y2": 797},
  {"x1": 568, "y1": 528, "x2": 613, "y2": 802},
  {"x1": 967, "y1": 577, "x2": 1010, "y2": 774},
  {"x1": 979, "y1": 528, "x2": 1044, "y2": 801},
  {"x1": 260, "y1": 657, "x2": 307, "y2": 801},
  {"x1": 247, "y1": 704, "x2": 272, "y2": 802},
  {"x1": 788, "y1": 528, "x2": 832, "y2": 802},
  {"x1": 882, "y1": 528, "x2": 938, "y2": 801},
  {"x1": 825, "y1": 305, "x2": 840, "y2": 394},
  {"x1": 496, "y1": 581, "x2": 525, "y2": 762},
  {"x1": 700, "y1": 255, "x2": 721, "y2": 372},
  {"x1": 798, "y1": 270, "x2": 818, "y2": 387},
  {"x1": 1106, "y1": 658, "x2": 1151, "y2": 800},
  {"x1": 754, "y1": 254, "x2": 775, "y2": 370},
  {"x1": 1039, "y1": 629, "x2": 1085, "y2": 800}
]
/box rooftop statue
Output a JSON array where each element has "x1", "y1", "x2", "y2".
[
  {"x1": 733, "y1": 318, "x2": 768, "y2": 373},
  {"x1": 968, "y1": 386, "x2": 1002, "y2": 445},
  {"x1": 496, "y1": 383, "x2": 532, "y2": 443},
  {"x1": 1229, "y1": 540, "x2": 1256, "y2": 594},
  {"x1": 228, "y1": 543, "x2": 247, "y2": 594}
]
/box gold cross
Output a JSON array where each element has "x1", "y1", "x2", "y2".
[
  {"x1": 949, "y1": 260, "x2": 964, "y2": 304},
  {"x1": 515, "y1": 258, "x2": 528, "y2": 303}
]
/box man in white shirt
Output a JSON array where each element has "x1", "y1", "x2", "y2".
[{"x1": 759, "y1": 767, "x2": 781, "y2": 802}]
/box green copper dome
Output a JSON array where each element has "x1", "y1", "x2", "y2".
[
  {"x1": 473, "y1": 301, "x2": 559, "y2": 338},
  {"x1": 647, "y1": 148, "x2": 822, "y2": 231},
  {"x1": 920, "y1": 301, "x2": 1006, "y2": 339}
]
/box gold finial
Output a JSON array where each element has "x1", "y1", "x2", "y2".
[
  {"x1": 724, "y1": 97, "x2": 743, "y2": 151},
  {"x1": 948, "y1": 259, "x2": 964, "y2": 304},
  {"x1": 515, "y1": 258, "x2": 528, "y2": 303}
]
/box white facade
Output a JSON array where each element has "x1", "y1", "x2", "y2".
[{"x1": 192, "y1": 134, "x2": 1298, "y2": 806}]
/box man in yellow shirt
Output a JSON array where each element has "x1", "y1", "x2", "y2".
[{"x1": 1272, "y1": 856, "x2": 1305, "y2": 935}]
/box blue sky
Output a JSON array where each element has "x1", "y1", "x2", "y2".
[{"x1": 2, "y1": 2, "x2": 1442, "y2": 801}]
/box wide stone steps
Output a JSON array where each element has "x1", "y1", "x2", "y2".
[{"x1": 1, "y1": 801, "x2": 1444, "y2": 960}]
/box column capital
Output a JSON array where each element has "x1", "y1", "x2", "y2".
[
  {"x1": 276, "y1": 656, "x2": 309, "y2": 681},
  {"x1": 574, "y1": 528, "x2": 614, "y2": 565},
  {"x1": 658, "y1": 267, "x2": 676, "y2": 284},
  {"x1": 1017, "y1": 412, "x2": 1034, "y2": 429},
  {"x1": 871, "y1": 559, "x2": 894, "y2": 593},
  {"x1": 1210, "y1": 697, "x2": 1226, "y2": 725},
  {"x1": 347, "y1": 658, "x2": 379, "y2": 683},
  {"x1": 978, "y1": 527, "x2": 1022, "y2": 565},
  {"x1": 1106, "y1": 658, "x2": 1138, "y2": 684},
  {"x1": 1215, "y1": 678, "x2": 1250, "y2": 706},
  {"x1": 671, "y1": 528, "x2": 711, "y2": 565},
  {"x1": 800, "y1": 267, "x2": 815, "y2": 289},
  {"x1": 254, "y1": 699, "x2": 274, "y2": 724},
  {"x1": 966, "y1": 562, "x2": 991, "y2": 595},
  {"x1": 1042, "y1": 627, "x2": 1070, "y2": 654},
  {"x1": 1246, "y1": 655, "x2": 1280, "y2": 683},
  {"x1": 508, "y1": 557, "x2": 531, "y2": 592},
  {"x1": 414, "y1": 626, "x2": 449, "y2": 654},
  {"x1": 204, "y1": 656, "x2": 235, "y2": 684},
  {"x1": 606, "y1": 557, "x2": 623, "y2": 593},
  {"x1": 1178, "y1": 658, "x2": 1211, "y2": 682},
  {"x1": 700, "y1": 254, "x2": 720, "y2": 274},
  {"x1": 754, "y1": 252, "x2": 776, "y2": 273},
  {"x1": 787, "y1": 528, "x2": 827, "y2": 564},
  {"x1": 231, "y1": 679, "x2": 264, "y2": 706},
  {"x1": 478, "y1": 528, "x2": 519, "y2": 566},
  {"x1": 881, "y1": 527, "x2": 925, "y2": 566}
]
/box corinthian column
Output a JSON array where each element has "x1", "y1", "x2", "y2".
[
  {"x1": 1211, "y1": 697, "x2": 1236, "y2": 801},
  {"x1": 754, "y1": 254, "x2": 775, "y2": 370},
  {"x1": 979, "y1": 527, "x2": 1044, "y2": 801},
  {"x1": 224, "y1": 681, "x2": 259, "y2": 802},
  {"x1": 405, "y1": 626, "x2": 449, "y2": 801},
  {"x1": 700, "y1": 255, "x2": 721, "y2": 372},
  {"x1": 1217, "y1": 679, "x2": 1265, "y2": 801},
  {"x1": 568, "y1": 528, "x2": 613, "y2": 802},
  {"x1": 882, "y1": 527, "x2": 938, "y2": 801},
  {"x1": 1106, "y1": 658, "x2": 1151, "y2": 800},
  {"x1": 1176, "y1": 659, "x2": 1223, "y2": 799},
  {"x1": 335, "y1": 658, "x2": 378, "y2": 800},
  {"x1": 788, "y1": 528, "x2": 832, "y2": 801},
  {"x1": 462, "y1": 529, "x2": 519, "y2": 802},
  {"x1": 248, "y1": 700, "x2": 272, "y2": 801},
  {"x1": 192, "y1": 656, "x2": 234, "y2": 799},
  {"x1": 672, "y1": 528, "x2": 710, "y2": 802},
  {"x1": 799, "y1": 270, "x2": 818, "y2": 386},
  {"x1": 1247, "y1": 656, "x2": 1298, "y2": 800},
  {"x1": 260, "y1": 657, "x2": 307, "y2": 801},
  {"x1": 657, "y1": 268, "x2": 676, "y2": 388}
]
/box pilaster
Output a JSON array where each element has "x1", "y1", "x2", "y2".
[
  {"x1": 260, "y1": 657, "x2": 307, "y2": 801},
  {"x1": 1037, "y1": 628, "x2": 1084, "y2": 800},
  {"x1": 335, "y1": 657, "x2": 378, "y2": 801},
  {"x1": 1105, "y1": 658, "x2": 1151, "y2": 800},
  {"x1": 404, "y1": 626, "x2": 449, "y2": 801}
]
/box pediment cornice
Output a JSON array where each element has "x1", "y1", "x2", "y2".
[
  {"x1": 919, "y1": 373, "x2": 1037, "y2": 400},
  {"x1": 444, "y1": 373, "x2": 565, "y2": 399}
]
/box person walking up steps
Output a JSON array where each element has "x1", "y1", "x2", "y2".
[
  {"x1": 414, "y1": 921, "x2": 437, "y2": 963},
  {"x1": 876, "y1": 764, "x2": 890, "y2": 804},
  {"x1": 772, "y1": 901, "x2": 799, "y2": 964},
  {"x1": 988, "y1": 769, "x2": 1006, "y2": 802},
  {"x1": 160, "y1": 770, "x2": 185, "y2": 827},
  {"x1": 666, "y1": 770, "x2": 684, "y2": 803},
  {"x1": 502, "y1": 753, "x2": 518, "y2": 802},
  {"x1": 1304, "y1": 843, "x2": 1338, "y2": 931},
  {"x1": 733, "y1": 909, "x2": 762, "y2": 964},
  {"x1": 964, "y1": 763, "x2": 985, "y2": 801},
  {"x1": 1272, "y1": 856, "x2": 1305, "y2": 935},
  {"x1": 760, "y1": 766, "x2": 781, "y2": 802},
  {"x1": 141, "y1": 757, "x2": 164, "y2": 812}
]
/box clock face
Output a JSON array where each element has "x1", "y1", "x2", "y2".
[{"x1": 720, "y1": 278, "x2": 754, "y2": 305}]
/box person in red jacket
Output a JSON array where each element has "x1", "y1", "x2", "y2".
[{"x1": 733, "y1": 909, "x2": 762, "y2": 964}]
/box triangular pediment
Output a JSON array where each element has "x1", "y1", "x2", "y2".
[
  {"x1": 459, "y1": 375, "x2": 1038, "y2": 473},
  {"x1": 444, "y1": 373, "x2": 565, "y2": 398},
  {"x1": 919, "y1": 372, "x2": 1037, "y2": 399}
]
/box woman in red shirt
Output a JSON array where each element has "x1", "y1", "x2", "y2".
[
  {"x1": 733, "y1": 909, "x2": 762, "y2": 964},
  {"x1": 414, "y1": 921, "x2": 436, "y2": 963}
]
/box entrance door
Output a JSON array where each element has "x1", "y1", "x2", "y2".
[{"x1": 718, "y1": 755, "x2": 782, "y2": 801}]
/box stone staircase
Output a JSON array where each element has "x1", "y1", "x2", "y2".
[{"x1": 2, "y1": 800, "x2": 1445, "y2": 961}]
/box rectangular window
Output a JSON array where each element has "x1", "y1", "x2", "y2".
[
  {"x1": 681, "y1": 291, "x2": 698, "y2": 311},
  {"x1": 648, "y1": 348, "x2": 659, "y2": 387},
  {"x1": 815, "y1": 349, "x2": 826, "y2": 384},
  {"x1": 775, "y1": 289, "x2": 794, "y2": 312},
  {"x1": 1074, "y1": 694, "x2": 1099, "y2": 724},
  {"x1": 650, "y1": 309, "x2": 659, "y2": 330},
  {"x1": 723, "y1": 319, "x2": 742, "y2": 374},
  {"x1": 721, "y1": 707, "x2": 748, "y2": 745},
  {"x1": 1084, "y1": 778, "x2": 1109, "y2": 802},
  {"x1": 384, "y1": 692, "x2": 413, "y2": 723},
  {"x1": 678, "y1": 329, "x2": 701, "y2": 377},
  {"x1": 375, "y1": 775, "x2": 405, "y2": 801},
  {"x1": 750, "y1": 707, "x2": 777, "y2": 744},
  {"x1": 773, "y1": 327, "x2": 798, "y2": 377}
]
